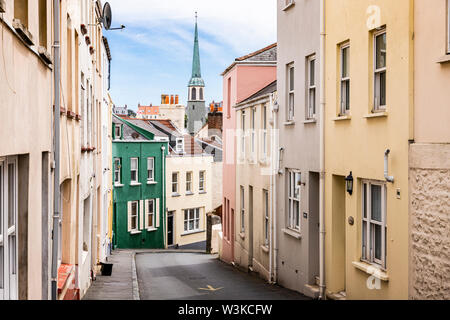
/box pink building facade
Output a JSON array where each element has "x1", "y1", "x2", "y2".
[{"x1": 220, "y1": 44, "x2": 277, "y2": 264}]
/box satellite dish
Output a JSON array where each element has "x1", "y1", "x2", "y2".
[{"x1": 102, "y1": 2, "x2": 112, "y2": 30}]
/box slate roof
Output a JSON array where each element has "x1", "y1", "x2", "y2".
[{"x1": 222, "y1": 43, "x2": 277, "y2": 75}]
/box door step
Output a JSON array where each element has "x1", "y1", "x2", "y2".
[
  {"x1": 304, "y1": 284, "x2": 320, "y2": 299},
  {"x1": 327, "y1": 291, "x2": 347, "y2": 300}
]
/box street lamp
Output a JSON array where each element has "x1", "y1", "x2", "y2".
[{"x1": 345, "y1": 171, "x2": 354, "y2": 195}]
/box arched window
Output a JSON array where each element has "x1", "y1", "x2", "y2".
[
  {"x1": 199, "y1": 88, "x2": 204, "y2": 101},
  {"x1": 191, "y1": 88, "x2": 197, "y2": 101}
]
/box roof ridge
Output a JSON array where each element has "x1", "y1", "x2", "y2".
[{"x1": 235, "y1": 43, "x2": 277, "y2": 62}]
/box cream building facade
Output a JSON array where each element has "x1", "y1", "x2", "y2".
[
  {"x1": 0, "y1": 0, "x2": 53, "y2": 300},
  {"x1": 166, "y1": 136, "x2": 213, "y2": 247},
  {"x1": 409, "y1": 0, "x2": 450, "y2": 300},
  {"x1": 324, "y1": 0, "x2": 413, "y2": 299},
  {"x1": 234, "y1": 81, "x2": 276, "y2": 281}
]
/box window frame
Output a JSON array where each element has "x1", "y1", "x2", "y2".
[
  {"x1": 130, "y1": 201, "x2": 139, "y2": 232},
  {"x1": 114, "y1": 158, "x2": 121, "y2": 184},
  {"x1": 287, "y1": 170, "x2": 301, "y2": 232},
  {"x1": 114, "y1": 124, "x2": 122, "y2": 140},
  {"x1": 183, "y1": 208, "x2": 200, "y2": 232},
  {"x1": 176, "y1": 138, "x2": 184, "y2": 153},
  {"x1": 340, "y1": 43, "x2": 350, "y2": 115},
  {"x1": 287, "y1": 63, "x2": 295, "y2": 121},
  {"x1": 261, "y1": 104, "x2": 268, "y2": 159},
  {"x1": 361, "y1": 180, "x2": 387, "y2": 269},
  {"x1": 146, "y1": 199, "x2": 155, "y2": 229},
  {"x1": 172, "y1": 172, "x2": 179, "y2": 194},
  {"x1": 240, "y1": 110, "x2": 246, "y2": 158},
  {"x1": 373, "y1": 29, "x2": 387, "y2": 111},
  {"x1": 306, "y1": 55, "x2": 316, "y2": 120},
  {"x1": 240, "y1": 186, "x2": 245, "y2": 233},
  {"x1": 251, "y1": 107, "x2": 256, "y2": 156},
  {"x1": 263, "y1": 189, "x2": 269, "y2": 246},
  {"x1": 147, "y1": 157, "x2": 154, "y2": 182},
  {"x1": 130, "y1": 158, "x2": 138, "y2": 184},
  {"x1": 447, "y1": 0, "x2": 450, "y2": 54},
  {"x1": 186, "y1": 171, "x2": 193, "y2": 193},
  {"x1": 199, "y1": 170, "x2": 205, "y2": 192}
]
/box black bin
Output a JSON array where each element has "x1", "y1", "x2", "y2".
[{"x1": 100, "y1": 262, "x2": 113, "y2": 276}]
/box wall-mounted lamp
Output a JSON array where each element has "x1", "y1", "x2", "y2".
[{"x1": 345, "y1": 171, "x2": 354, "y2": 195}]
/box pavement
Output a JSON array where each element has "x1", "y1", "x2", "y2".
[
  {"x1": 136, "y1": 252, "x2": 310, "y2": 300},
  {"x1": 82, "y1": 250, "x2": 134, "y2": 300}
]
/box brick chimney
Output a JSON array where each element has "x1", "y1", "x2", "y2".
[{"x1": 207, "y1": 112, "x2": 223, "y2": 131}]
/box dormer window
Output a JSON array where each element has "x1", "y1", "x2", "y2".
[
  {"x1": 176, "y1": 138, "x2": 184, "y2": 153},
  {"x1": 114, "y1": 124, "x2": 122, "y2": 140}
]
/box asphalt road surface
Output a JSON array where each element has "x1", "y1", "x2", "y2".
[{"x1": 136, "y1": 252, "x2": 310, "y2": 300}]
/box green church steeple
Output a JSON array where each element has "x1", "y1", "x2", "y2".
[{"x1": 188, "y1": 12, "x2": 205, "y2": 87}]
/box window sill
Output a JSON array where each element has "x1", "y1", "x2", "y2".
[
  {"x1": 352, "y1": 261, "x2": 389, "y2": 282},
  {"x1": 283, "y1": 121, "x2": 295, "y2": 126},
  {"x1": 364, "y1": 111, "x2": 388, "y2": 119},
  {"x1": 130, "y1": 182, "x2": 142, "y2": 186},
  {"x1": 239, "y1": 232, "x2": 245, "y2": 240},
  {"x1": 437, "y1": 54, "x2": 450, "y2": 64},
  {"x1": 147, "y1": 181, "x2": 157, "y2": 185},
  {"x1": 199, "y1": 191, "x2": 207, "y2": 194},
  {"x1": 259, "y1": 158, "x2": 270, "y2": 166},
  {"x1": 282, "y1": 228, "x2": 302, "y2": 240},
  {"x1": 261, "y1": 245, "x2": 269, "y2": 254},
  {"x1": 181, "y1": 229, "x2": 205, "y2": 236},
  {"x1": 114, "y1": 183, "x2": 124, "y2": 187},
  {"x1": 185, "y1": 191, "x2": 194, "y2": 196},
  {"x1": 333, "y1": 115, "x2": 351, "y2": 121},
  {"x1": 12, "y1": 19, "x2": 34, "y2": 46},
  {"x1": 130, "y1": 230, "x2": 142, "y2": 235},
  {"x1": 171, "y1": 193, "x2": 181, "y2": 197},
  {"x1": 146, "y1": 227, "x2": 157, "y2": 232},
  {"x1": 282, "y1": 2, "x2": 295, "y2": 11},
  {"x1": 303, "y1": 119, "x2": 317, "y2": 124}
]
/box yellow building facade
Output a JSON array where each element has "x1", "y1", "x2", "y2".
[{"x1": 324, "y1": 0, "x2": 413, "y2": 299}]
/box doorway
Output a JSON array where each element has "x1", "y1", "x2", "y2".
[
  {"x1": 248, "y1": 186, "x2": 253, "y2": 267},
  {"x1": 167, "y1": 212, "x2": 174, "y2": 247},
  {"x1": 331, "y1": 175, "x2": 346, "y2": 293}
]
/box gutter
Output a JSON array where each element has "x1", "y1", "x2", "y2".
[
  {"x1": 319, "y1": 0, "x2": 327, "y2": 300},
  {"x1": 51, "y1": 0, "x2": 61, "y2": 301}
]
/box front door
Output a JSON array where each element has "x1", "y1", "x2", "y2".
[
  {"x1": 167, "y1": 213, "x2": 174, "y2": 246},
  {"x1": 0, "y1": 156, "x2": 19, "y2": 300}
]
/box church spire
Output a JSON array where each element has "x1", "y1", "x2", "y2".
[{"x1": 188, "y1": 12, "x2": 205, "y2": 87}]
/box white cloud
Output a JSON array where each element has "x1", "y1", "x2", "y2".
[{"x1": 107, "y1": 0, "x2": 276, "y2": 56}]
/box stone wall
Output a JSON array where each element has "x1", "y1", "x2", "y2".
[{"x1": 409, "y1": 144, "x2": 450, "y2": 299}]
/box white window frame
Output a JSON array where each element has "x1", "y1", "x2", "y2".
[
  {"x1": 184, "y1": 208, "x2": 200, "y2": 232},
  {"x1": 240, "y1": 186, "x2": 245, "y2": 233},
  {"x1": 306, "y1": 56, "x2": 316, "y2": 120},
  {"x1": 130, "y1": 201, "x2": 139, "y2": 232},
  {"x1": 130, "y1": 158, "x2": 138, "y2": 184},
  {"x1": 251, "y1": 108, "x2": 256, "y2": 156},
  {"x1": 146, "y1": 199, "x2": 155, "y2": 229},
  {"x1": 186, "y1": 171, "x2": 193, "y2": 193},
  {"x1": 114, "y1": 124, "x2": 121, "y2": 140},
  {"x1": 114, "y1": 158, "x2": 121, "y2": 184},
  {"x1": 373, "y1": 29, "x2": 386, "y2": 111},
  {"x1": 263, "y1": 189, "x2": 269, "y2": 246},
  {"x1": 0, "y1": 156, "x2": 19, "y2": 300},
  {"x1": 261, "y1": 105, "x2": 268, "y2": 159},
  {"x1": 240, "y1": 111, "x2": 246, "y2": 157},
  {"x1": 340, "y1": 43, "x2": 350, "y2": 115},
  {"x1": 361, "y1": 181, "x2": 387, "y2": 269},
  {"x1": 172, "y1": 172, "x2": 179, "y2": 194},
  {"x1": 147, "y1": 157, "x2": 154, "y2": 182},
  {"x1": 199, "y1": 171, "x2": 205, "y2": 192},
  {"x1": 176, "y1": 138, "x2": 184, "y2": 153},
  {"x1": 287, "y1": 170, "x2": 301, "y2": 231},
  {"x1": 287, "y1": 63, "x2": 295, "y2": 121}
]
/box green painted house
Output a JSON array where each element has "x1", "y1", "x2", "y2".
[{"x1": 112, "y1": 115, "x2": 169, "y2": 249}]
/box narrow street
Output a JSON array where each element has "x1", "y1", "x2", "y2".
[{"x1": 136, "y1": 252, "x2": 309, "y2": 300}]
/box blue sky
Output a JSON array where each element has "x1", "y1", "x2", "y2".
[{"x1": 104, "y1": 0, "x2": 276, "y2": 111}]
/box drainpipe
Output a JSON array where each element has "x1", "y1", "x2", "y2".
[
  {"x1": 272, "y1": 98, "x2": 279, "y2": 283},
  {"x1": 268, "y1": 94, "x2": 274, "y2": 283},
  {"x1": 161, "y1": 145, "x2": 166, "y2": 248},
  {"x1": 319, "y1": 0, "x2": 326, "y2": 300},
  {"x1": 51, "y1": 0, "x2": 61, "y2": 301},
  {"x1": 384, "y1": 149, "x2": 394, "y2": 183}
]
